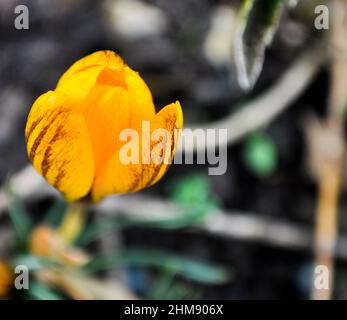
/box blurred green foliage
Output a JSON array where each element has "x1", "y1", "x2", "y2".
[
  {"x1": 4, "y1": 181, "x2": 229, "y2": 300},
  {"x1": 243, "y1": 132, "x2": 278, "y2": 176},
  {"x1": 6, "y1": 187, "x2": 32, "y2": 245},
  {"x1": 43, "y1": 199, "x2": 68, "y2": 228},
  {"x1": 79, "y1": 174, "x2": 220, "y2": 245},
  {"x1": 146, "y1": 271, "x2": 200, "y2": 300},
  {"x1": 169, "y1": 173, "x2": 219, "y2": 208},
  {"x1": 28, "y1": 282, "x2": 64, "y2": 300},
  {"x1": 84, "y1": 249, "x2": 229, "y2": 285}
]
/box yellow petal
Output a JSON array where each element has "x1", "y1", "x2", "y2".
[
  {"x1": 59, "y1": 50, "x2": 125, "y2": 81},
  {"x1": 25, "y1": 91, "x2": 61, "y2": 140},
  {"x1": 91, "y1": 101, "x2": 183, "y2": 201},
  {"x1": 56, "y1": 50, "x2": 154, "y2": 132},
  {"x1": 145, "y1": 101, "x2": 183, "y2": 187},
  {"x1": 56, "y1": 51, "x2": 125, "y2": 102},
  {"x1": 26, "y1": 91, "x2": 94, "y2": 201},
  {"x1": 81, "y1": 83, "x2": 130, "y2": 175},
  {"x1": 124, "y1": 67, "x2": 156, "y2": 131}
]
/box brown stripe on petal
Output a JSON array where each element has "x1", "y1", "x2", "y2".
[
  {"x1": 144, "y1": 144, "x2": 166, "y2": 188},
  {"x1": 41, "y1": 123, "x2": 64, "y2": 177},
  {"x1": 127, "y1": 167, "x2": 142, "y2": 192},
  {"x1": 29, "y1": 109, "x2": 68, "y2": 162},
  {"x1": 144, "y1": 163, "x2": 163, "y2": 188},
  {"x1": 145, "y1": 125, "x2": 176, "y2": 188},
  {"x1": 25, "y1": 115, "x2": 45, "y2": 143},
  {"x1": 29, "y1": 123, "x2": 52, "y2": 162},
  {"x1": 53, "y1": 160, "x2": 68, "y2": 189},
  {"x1": 170, "y1": 131, "x2": 176, "y2": 159},
  {"x1": 41, "y1": 146, "x2": 52, "y2": 177}
]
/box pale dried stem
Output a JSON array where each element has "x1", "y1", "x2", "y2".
[
  {"x1": 311, "y1": 0, "x2": 347, "y2": 300},
  {"x1": 312, "y1": 155, "x2": 342, "y2": 299}
]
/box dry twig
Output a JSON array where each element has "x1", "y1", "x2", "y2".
[{"x1": 310, "y1": 0, "x2": 347, "y2": 300}]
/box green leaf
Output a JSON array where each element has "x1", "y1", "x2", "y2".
[
  {"x1": 169, "y1": 174, "x2": 219, "y2": 207},
  {"x1": 83, "y1": 249, "x2": 230, "y2": 285},
  {"x1": 10, "y1": 255, "x2": 53, "y2": 271},
  {"x1": 234, "y1": 0, "x2": 284, "y2": 89},
  {"x1": 170, "y1": 174, "x2": 209, "y2": 204},
  {"x1": 78, "y1": 204, "x2": 215, "y2": 246},
  {"x1": 43, "y1": 199, "x2": 68, "y2": 227},
  {"x1": 27, "y1": 281, "x2": 64, "y2": 300},
  {"x1": 147, "y1": 271, "x2": 200, "y2": 300},
  {"x1": 243, "y1": 132, "x2": 278, "y2": 176},
  {"x1": 5, "y1": 187, "x2": 32, "y2": 244},
  {"x1": 146, "y1": 271, "x2": 176, "y2": 300},
  {"x1": 78, "y1": 175, "x2": 220, "y2": 246}
]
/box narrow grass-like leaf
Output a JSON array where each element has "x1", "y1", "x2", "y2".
[
  {"x1": 5, "y1": 187, "x2": 32, "y2": 244},
  {"x1": 146, "y1": 271, "x2": 177, "y2": 300},
  {"x1": 84, "y1": 249, "x2": 230, "y2": 285},
  {"x1": 43, "y1": 199, "x2": 68, "y2": 227},
  {"x1": 78, "y1": 174, "x2": 219, "y2": 245},
  {"x1": 78, "y1": 204, "x2": 212, "y2": 246},
  {"x1": 146, "y1": 270, "x2": 200, "y2": 300},
  {"x1": 11, "y1": 254, "x2": 54, "y2": 271},
  {"x1": 234, "y1": 0, "x2": 284, "y2": 89},
  {"x1": 27, "y1": 281, "x2": 64, "y2": 300}
]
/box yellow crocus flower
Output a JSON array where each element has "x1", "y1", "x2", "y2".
[{"x1": 25, "y1": 51, "x2": 183, "y2": 202}]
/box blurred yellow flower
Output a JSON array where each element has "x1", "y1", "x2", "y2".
[
  {"x1": 25, "y1": 51, "x2": 183, "y2": 202},
  {"x1": 0, "y1": 261, "x2": 12, "y2": 298}
]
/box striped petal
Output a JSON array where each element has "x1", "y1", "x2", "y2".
[
  {"x1": 25, "y1": 91, "x2": 94, "y2": 201},
  {"x1": 91, "y1": 101, "x2": 183, "y2": 201}
]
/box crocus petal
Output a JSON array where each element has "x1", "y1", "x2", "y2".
[
  {"x1": 55, "y1": 51, "x2": 125, "y2": 102},
  {"x1": 124, "y1": 67, "x2": 156, "y2": 131},
  {"x1": 91, "y1": 101, "x2": 183, "y2": 202},
  {"x1": 81, "y1": 83, "x2": 130, "y2": 175},
  {"x1": 58, "y1": 50, "x2": 125, "y2": 83},
  {"x1": 144, "y1": 101, "x2": 183, "y2": 187},
  {"x1": 25, "y1": 91, "x2": 94, "y2": 201}
]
